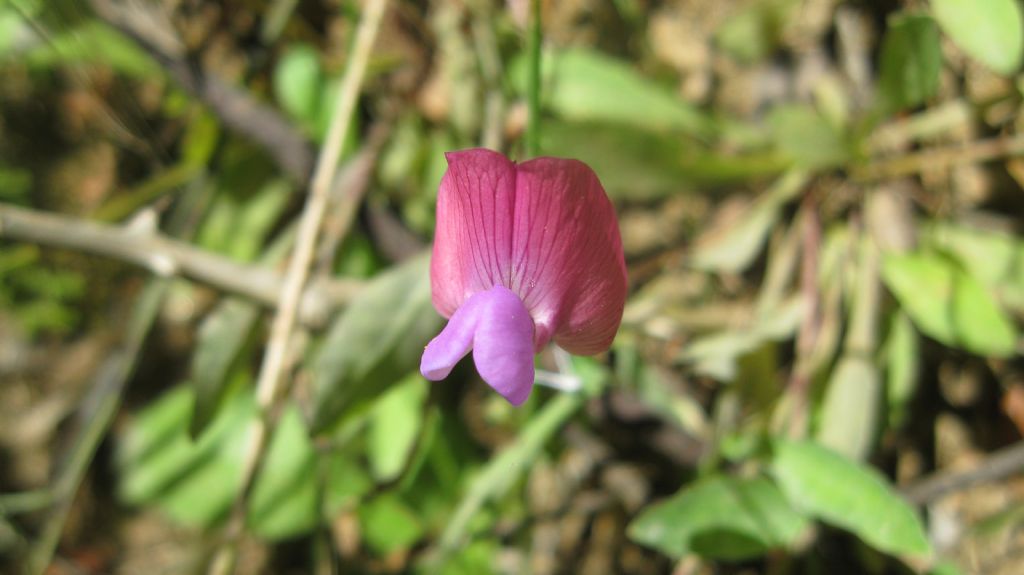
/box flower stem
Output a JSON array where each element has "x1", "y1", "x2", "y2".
[{"x1": 525, "y1": 0, "x2": 542, "y2": 158}]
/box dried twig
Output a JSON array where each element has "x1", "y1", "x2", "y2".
[
  {"x1": 208, "y1": 0, "x2": 390, "y2": 572},
  {"x1": 89, "y1": 0, "x2": 315, "y2": 181},
  {"x1": 902, "y1": 441, "x2": 1024, "y2": 505},
  {"x1": 855, "y1": 133, "x2": 1024, "y2": 182},
  {"x1": 0, "y1": 203, "x2": 360, "y2": 324}
]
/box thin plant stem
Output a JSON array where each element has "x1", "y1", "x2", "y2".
[
  {"x1": 207, "y1": 1, "x2": 389, "y2": 572},
  {"x1": 525, "y1": 0, "x2": 542, "y2": 158}
]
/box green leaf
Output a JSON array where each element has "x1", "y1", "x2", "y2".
[
  {"x1": 629, "y1": 475, "x2": 809, "y2": 560},
  {"x1": 116, "y1": 386, "x2": 319, "y2": 540},
  {"x1": 359, "y1": 494, "x2": 424, "y2": 554},
  {"x1": 879, "y1": 14, "x2": 942, "y2": 109},
  {"x1": 248, "y1": 407, "x2": 318, "y2": 539},
  {"x1": 23, "y1": 21, "x2": 157, "y2": 77},
  {"x1": 542, "y1": 121, "x2": 786, "y2": 200},
  {"x1": 768, "y1": 105, "x2": 850, "y2": 169},
  {"x1": 310, "y1": 254, "x2": 442, "y2": 433},
  {"x1": 770, "y1": 439, "x2": 932, "y2": 557},
  {"x1": 116, "y1": 386, "x2": 249, "y2": 526},
  {"x1": 931, "y1": 0, "x2": 1023, "y2": 75},
  {"x1": 923, "y1": 221, "x2": 1024, "y2": 312},
  {"x1": 274, "y1": 44, "x2": 323, "y2": 129},
  {"x1": 368, "y1": 375, "x2": 428, "y2": 482},
  {"x1": 511, "y1": 48, "x2": 716, "y2": 139},
  {"x1": 815, "y1": 355, "x2": 882, "y2": 461},
  {"x1": 881, "y1": 251, "x2": 1017, "y2": 357}
]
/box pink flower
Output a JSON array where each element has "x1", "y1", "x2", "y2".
[{"x1": 419, "y1": 148, "x2": 627, "y2": 405}]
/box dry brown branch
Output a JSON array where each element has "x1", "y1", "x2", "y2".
[
  {"x1": 902, "y1": 441, "x2": 1024, "y2": 505},
  {"x1": 89, "y1": 0, "x2": 316, "y2": 181},
  {"x1": 0, "y1": 203, "x2": 360, "y2": 324}
]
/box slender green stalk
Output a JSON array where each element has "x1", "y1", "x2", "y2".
[{"x1": 525, "y1": 0, "x2": 542, "y2": 158}]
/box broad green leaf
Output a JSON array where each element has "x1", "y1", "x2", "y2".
[
  {"x1": 923, "y1": 222, "x2": 1024, "y2": 312},
  {"x1": 931, "y1": 0, "x2": 1023, "y2": 75},
  {"x1": 274, "y1": 44, "x2": 323, "y2": 130},
  {"x1": 116, "y1": 386, "x2": 319, "y2": 540},
  {"x1": 879, "y1": 14, "x2": 942, "y2": 109},
  {"x1": 310, "y1": 254, "x2": 442, "y2": 432},
  {"x1": 882, "y1": 251, "x2": 1017, "y2": 356},
  {"x1": 368, "y1": 375, "x2": 428, "y2": 482},
  {"x1": 23, "y1": 21, "x2": 157, "y2": 77},
  {"x1": 248, "y1": 407, "x2": 318, "y2": 539},
  {"x1": 542, "y1": 121, "x2": 787, "y2": 200},
  {"x1": 770, "y1": 439, "x2": 932, "y2": 556},
  {"x1": 768, "y1": 105, "x2": 850, "y2": 169},
  {"x1": 0, "y1": 9, "x2": 30, "y2": 56},
  {"x1": 359, "y1": 494, "x2": 424, "y2": 554},
  {"x1": 511, "y1": 48, "x2": 716, "y2": 138},
  {"x1": 116, "y1": 386, "x2": 249, "y2": 525},
  {"x1": 815, "y1": 355, "x2": 882, "y2": 461},
  {"x1": 629, "y1": 475, "x2": 809, "y2": 560}
]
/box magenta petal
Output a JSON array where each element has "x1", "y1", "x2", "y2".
[
  {"x1": 430, "y1": 149, "x2": 516, "y2": 319},
  {"x1": 420, "y1": 285, "x2": 536, "y2": 406},
  {"x1": 429, "y1": 148, "x2": 627, "y2": 363},
  {"x1": 511, "y1": 158, "x2": 627, "y2": 354},
  {"x1": 470, "y1": 286, "x2": 536, "y2": 406}
]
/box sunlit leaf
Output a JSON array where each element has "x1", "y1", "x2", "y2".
[
  {"x1": 771, "y1": 439, "x2": 932, "y2": 557},
  {"x1": 368, "y1": 375, "x2": 428, "y2": 482},
  {"x1": 274, "y1": 44, "x2": 323, "y2": 130},
  {"x1": 249, "y1": 407, "x2": 318, "y2": 539},
  {"x1": 768, "y1": 105, "x2": 850, "y2": 169},
  {"x1": 24, "y1": 21, "x2": 157, "y2": 76},
  {"x1": 931, "y1": 0, "x2": 1023, "y2": 75},
  {"x1": 359, "y1": 494, "x2": 424, "y2": 554},
  {"x1": 923, "y1": 221, "x2": 1024, "y2": 312},
  {"x1": 511, "y1": 48, "x2": 716, "y2": 138},
  {"x1": 882, "y1": 251, "x2": 1017, "y2": 357},
  {"x1": 629, "y1": 475, "x2": 809, "y2": 560},
  {"x1": 815, "y1": 355, "x2": 882, "y2": 461},
  {"x1": 117, "y1": 386, "x2": 320, "y2": 540}
]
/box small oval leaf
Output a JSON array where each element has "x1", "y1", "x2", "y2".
[
  {"x1": 770, "y1": 439, "x2": 932, "y2": 557},
  {"x1": 931, "y1": 0, "x2": 1024, "y2": 75}
]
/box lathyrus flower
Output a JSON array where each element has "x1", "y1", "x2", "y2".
[{"x1": 419, "y1": 148, "x2": 627, "y2": 405}]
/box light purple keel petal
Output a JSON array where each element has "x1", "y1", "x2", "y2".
[{"x1": 420, "y1": 286, "x2": 536, "y2": 406}]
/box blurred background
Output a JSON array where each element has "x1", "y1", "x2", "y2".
[{"x1": 1, "y1": 0, "x2": 1023, "y2": 573}]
